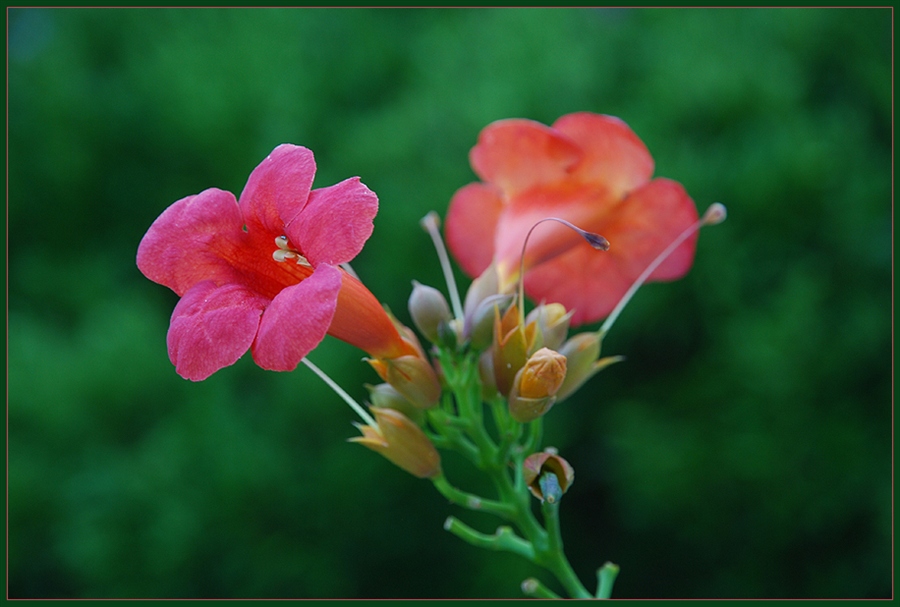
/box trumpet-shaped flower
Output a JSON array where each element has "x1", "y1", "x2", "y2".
[
  {"x1": 137, "y1": 144, "x2": 416, "y2": 381},
  {"x1": 446, "y1": 112, "x2": 699, "y2": 326}
]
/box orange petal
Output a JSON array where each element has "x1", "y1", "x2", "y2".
[
  {"x1": 445, "y1": 183, "x2": 505, "y2": 278},
  {"x1": 552, "y1": 113, "x2": 655, "y2": 200},
  {"x1": 523, "y1": 179, "x2": 699, "y2": 326},
  {"x1": 328, "y1": 272, "x2": 418, "y2": 360},
  {"x1": 470, "y1": 118, "x2": 582, "y2": 198},
  {"x1": 491, "y1": 183, "x2": 618, "y2": 286}
]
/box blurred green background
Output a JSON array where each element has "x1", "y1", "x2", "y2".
[{"x1": 8, "y1": 8, "x2": 892, "y2": 599}]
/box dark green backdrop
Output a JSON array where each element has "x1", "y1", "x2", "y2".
[{"x1": 8, "y1": 8, "x2": 892, "y2": 599}]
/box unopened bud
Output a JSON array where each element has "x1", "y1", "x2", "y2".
[
  {"x1": 408, "y1": 281, "x2": 453, "y2": 344},
  {"x1": 523, "y1": 451, "x2": 574, "y2": 502},
  {"x1": 556, "y1": 333, "x2": 624, "y2": 402},
  {"x1": 349, "y1": 407, "x2": 441, "y2": 479},
  {"x1": 508, "y1": 347, "x2": 567, "y2": 423},
  {"x1": 367, "y1": 355, "x2": 441, "y2": 409},
  {"x1": 468, "y1": 294, "x2": 513, "y2": 350},
  {"x1": 525, "y1": 303, "x2": 572, "y2": 351},
  {"x1": 492, "y1": 303, "x2": 536, "y2": 396},
  {"x1": 463, "y1": 265, "x2": 503, "y2": 348},
  {"x1": 366, "y1": 383, "x2": 425, "y2": 425},
  {"x1": 517, "y1": 347, "x2": 567, "y2": 399}
]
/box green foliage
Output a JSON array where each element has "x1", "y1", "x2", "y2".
[{"x1": 8, "y1": 7, "x2": 891, "y2": 598}]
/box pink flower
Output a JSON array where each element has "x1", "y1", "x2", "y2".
[
  {"x1": 137, "y1": 144, "x2": 416, "y2": 381},
  {"x1": 445, "y1": 112, "x2": 699, "y2": 326}
]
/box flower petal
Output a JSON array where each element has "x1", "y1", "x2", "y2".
[
  {"x1": 552, "y1": 113, "x2": 655, "y2": 199},
  {"x1": 285, "y1": 177, "x2": 378, "y2": 266},
  {"x1": 523, "y1": 178, "x2": 699, "y2": 326},
  {"x1": 137, "y1": 188, "x2": 244, "y2": 296},
  {"x1": 492, "y1": 183, "x2": 617, "y2": 284},
  {"x1": 167, "y1": 281, "x2": 268, "y2": 381},
  {"x1": 470, "y1": 119, "x2": 582, "y2": 199},
  {"x1": 239, "y1": 144, "x2": 316, "y2": 234},
  {"x1": 328, "y1": 272, "x2": 418, "y2": 360},
  {"x1": 445, "y1": 182, "x2": 505, "y2": 278},
  {"x1": 252, "y1": 263, "x2": 342, "y2": 371}
]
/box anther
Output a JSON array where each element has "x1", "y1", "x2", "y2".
[
  {"x1": 273, "y1": 235, "x2": 312, "y2": 266},
  {"x1": 273, "y1": 249, "x2": 298, "y2": 262}
]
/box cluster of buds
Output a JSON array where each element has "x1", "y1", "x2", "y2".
[
  {"x1": 351, "y1": 311, "x2": 445, "y2": 479},
  {"x1": 354, "y1": 201, "x2": 728, "y2": 481},
  {"x1": 407, "y1": 261, "x2": 617, "y2": 428}
]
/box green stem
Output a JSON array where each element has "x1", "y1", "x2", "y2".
[
  {"x1": 443, "y1": 516, "x2": 535, "y2": 561},
  {"x1": 432, "y1": 473, "x2": 515, "y2": 518},
  {"x1": 435, "y1": 344, "x2": 597, "y2": 599},
  {"x1": 521, "y1": 577, "x2": 561, "y2": 599},
  {"x1": 427, "y1": 408, "x2": 481, "y2": 464},
  {"x1": 540, "y1": 497, "x2": 593, "y2": 598},
  {"x1": 596, "y1": 562, "x2": 620, "y2": 599}
]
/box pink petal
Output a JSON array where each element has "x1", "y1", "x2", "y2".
[
  {"x1": 167, "y1": 281, "x2": 269, "y2": 381},
  {"x1": 238, "y1": 144, "x2": 316, "y2": 235},
  {"x1": 252, "y1": 263, "x2": 342, "y2": 371},
  {"x1": 523, "y1": 178, "x2": 699, "y2": 326},
  {"x1": 470, "y1": 119, "x2": 582, "y2": 199},
  {"x1": 445, "y1": 183, "x2": 506, "y2": 278},
  {"x1": 137, "y1": 188, "x2": 245, "y2": 296},
  {"x1": 552, "y1": 113, "x2": 655, "y2": 200},
  {"x1": 285, "y1": 177, "x2": 378, "y2": 266}
]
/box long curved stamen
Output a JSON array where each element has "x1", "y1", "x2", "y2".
[
  {"x1": 517, "y1": 217, "x2": 610, "y2": 326},
  {"x1": 599, "y1": 203, "x2": 727, "y2": 338},
  {"x1": 302, "y1": 357, "x2": 377, "y2": 428},
  {"x1": 421, "y1": 211, "x2": 465, "y2": 320}
]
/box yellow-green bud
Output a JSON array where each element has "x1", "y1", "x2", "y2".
[
  {"x1": 408, "y1": 281, "x2": 453, "y2": 344},
  {"x1": 367, "y1": 354, "x2": 441, "y2": 409},
  {"x1": 525, "y1": 303, "x2": 572, "y2": 351},
  {"x1": 366, "y1": 382, "x2": 425, "y2": 425},
  {"x1": 349, "y1": 407, "x2": 441, "y2": 479},
  {"x1": 555, "y1": 333, "x2": 624, "y2": 402}
]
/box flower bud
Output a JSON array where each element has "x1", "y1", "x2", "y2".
[
  {"x1": 349, "y1": 407, "x2": 441, "y2": 479},
  {"x1": 462, "y1": 264, "x2": 509, "y2": 349},
  {"x1": 468, "y1": 293, "x2": 513, "y2": 350},
  {"x1": 525, "y1": 303, "x2": 572, "y2": 351},
  {"x1": 492, "y1": 303, "x2": 536, "y2": 396},
  {"x1": 368, "y1": 354, "x2": 441, "y2": 409},
  {"x1": 555, "y1": 333, "x2": 624, "y2": 402},
  {"x1": 408, "y1": 281, "x2": 453, "y2": 344},
  {"x1": 508, "y1": 347, "x2": 567, "y2": 423},
  {"x1": 366, "y1": 382, "x2": 425, "y2": 425},
  {"x1": 517, "y1": 347, "x2": 567, "y2": 399},
  {"x1": 523, "y1": 450, "x2": 575, "y2": 503}
]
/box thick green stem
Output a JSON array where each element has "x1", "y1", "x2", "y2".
[
  {"x1": 434, "y1": 344, "x2": 598, "y2": 599},
  {"x1": 540, "y1": 497, "x2": 592, "y2": 598}
]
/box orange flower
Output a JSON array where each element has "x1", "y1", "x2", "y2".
[{"x1": 446, "y1": 113, "x2": 699, "y2": 326}]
